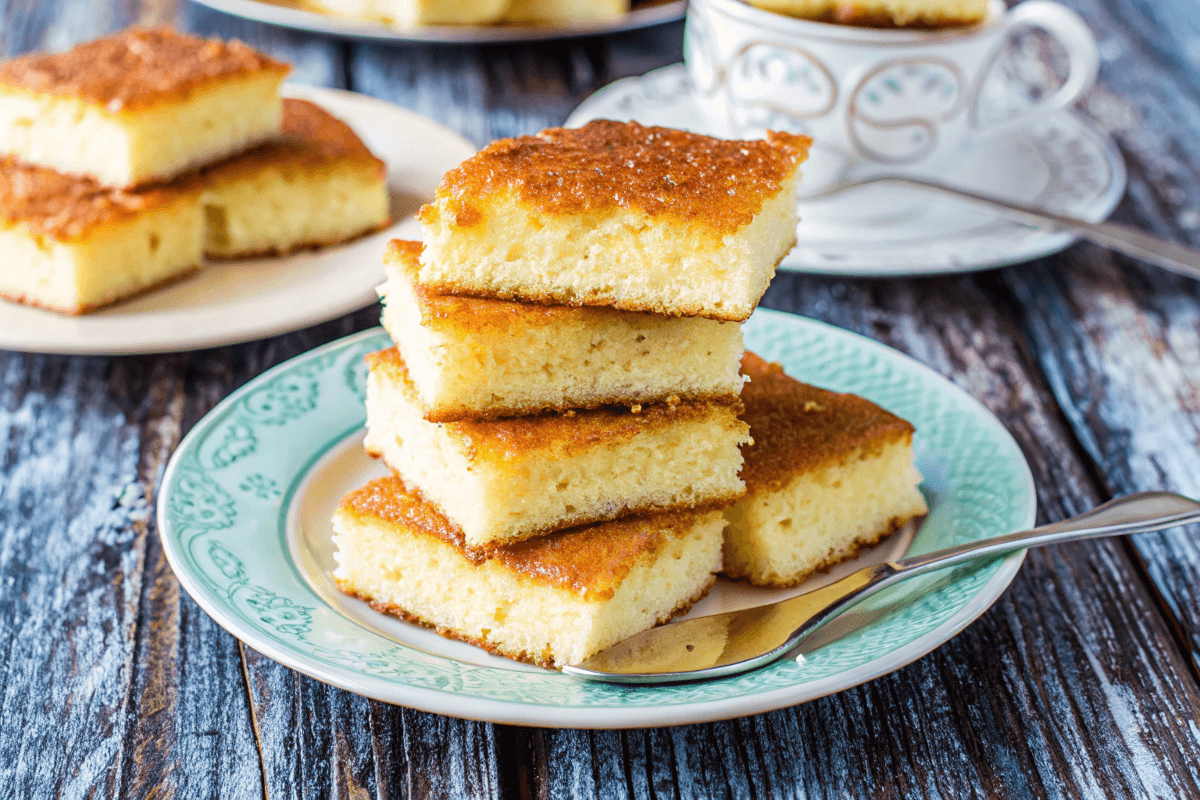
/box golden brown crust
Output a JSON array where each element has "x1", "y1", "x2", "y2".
[
  {"x1": 739, "y1": 351, "x2": 916, "y2": 492},
  {"x1": 414, "y1": 238, "x2": 795, "y2": 323},
  {"x1": 367, "y1": 346, "x2": 745, "y2": 462},
  {"x1": 338, "y1": 475, "x2": 714, "y2": 601},
  {"x1": 362, "y1": 448, "x2": 739, "y2": 552},
  {"x1": 722, "y1": 514, "x2": 913, "y2": 588},
  {"x1": 418, "y1": 119, "x2": 810, "y2": 236},
  {"x1": 0, "y1": 156, "x2": 203, "y2": 241},
  {"x1": 0, "y1": 26, "x2": 289, "y2": 112},
  {"x1": 338, "y1": 572, "x2": 718, "y2": 669},
  {"x1": 420, "y1": 388, "x2": 743, "y2": 425},
  {"x1": 387, "y1": 238, "x2": 618, "y2": 331},
  {"x1": 0, "y1": 263, "x2": 201, "y2": 315},
  {"x1": 203, "y1": 98, "x2": 386, "y2": 183}
]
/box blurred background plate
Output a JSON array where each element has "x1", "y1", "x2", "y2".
[{"x1": 189, "y1": 0, "x2": 686, "y2": 43}]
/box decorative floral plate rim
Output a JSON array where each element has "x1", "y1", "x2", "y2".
[
  {"x1": 158, "y1": 310, "x2": 1036, "y2": 728},
  {"x1": 565, "y1": 64, "x2": 1127, "y2": 277}
]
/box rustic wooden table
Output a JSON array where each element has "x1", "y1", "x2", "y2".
[{"x1": 3, "y1": 0, "x2": 1200, "y2": 796}]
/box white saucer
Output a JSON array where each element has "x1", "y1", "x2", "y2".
[
  {"x1": 0, "y1": 85, "x2": 477, "y2": 355},
  {"x1": 565, "y1": 64, "x2": 1127, "y2": 277}
]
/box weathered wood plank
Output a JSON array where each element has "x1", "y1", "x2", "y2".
[
  {"x1": 0, "y1": 350, "x2": 266, "y2": 799},
  {"x1": 366, "y1": 699, "x2": 506, "y2": 799},
  {"x1": 3, "y1": 1, "x2": 1199, "y2": 797},
  {"x1": 0, "y1": 0, "x2": 141, "y2": 56},
  {"x1": 994, "y1": 0, "x2": 1200, "y2": 674},
  {"x1": 521, "y1": 272, "x2": 1200, "y2": 799}
]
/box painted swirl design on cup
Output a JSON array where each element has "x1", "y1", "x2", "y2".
[
  {"x1": 724, "y1": 42, "x2": 837, "y2": 138},
  {"x1": 847, "y1": 58, "x2": 966, "y2": 164}
]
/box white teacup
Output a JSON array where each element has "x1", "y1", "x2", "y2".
[{"x1": 685, "y1": 0, "x2": 1100, "y2": 183}]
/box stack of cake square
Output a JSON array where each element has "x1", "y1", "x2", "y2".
[
  {"x1": 0, "y1": 26, "x2": 390, "y2": 314},
  {"x1": 333, "y1": 120, "x2": 812, "y2": 667}
]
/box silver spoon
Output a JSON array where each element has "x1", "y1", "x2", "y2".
[
  {"x1": 808, "y1": 176, "x2": 1200, "y2": 279},
  {"x1": 563, "y1": 491, "x2": 1200, "y2": 684}
]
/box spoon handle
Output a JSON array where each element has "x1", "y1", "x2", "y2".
[
  {"x1": 865, "y1": 177, "x2": 1200, "y2": 281},
  {"x1": 896, "y1": 491, "x2": 1200, "y2": 577},
  {"x1": 564, "y1": 491, "x2": 1200, "y2": 683},
  {"x1": 772, "y1": 493, "x2": 1200, "y2": 670}
]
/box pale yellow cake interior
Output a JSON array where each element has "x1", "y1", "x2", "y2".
[
  {"x1": 203, "y1": 161, "x2": 388, "y2": 258},
  {"x1": 723, "y1": 437, "x2": 928, "y2": 587},
  {"x1": 503, "y1": 0, "x2": 628, "y2": 23},
  {"x1": 0, "y1": 72, "x2": 285, "y2": 188},
  {"x1": 0, "y1": 194, "x2": 203, "y2": 314},
  {"x1": 379, "y1": 243, "x2": 745, "y2": 420},
  {"x1": 332, "y1": 506, "x2": 724, "y2": 667},
  {"x1": 363, "y1": 352, "x2": 749, "y2": 548},
  {"x1": 417, "y1": 167, "x2": 799, "y2": 322},
  {"x1": 350, "y1": 0, "x2": 512, "y2": 25}
]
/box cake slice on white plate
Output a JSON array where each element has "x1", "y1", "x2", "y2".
[
  {"x1": 0, "y1": 27, "x2": 289, "y2": 188},
  {"x1": 0, "y1": 157, "x2": 203, "y2": 314},
  {"x1": 201, "y1": 98, "x2": 390, "y2": 259}
]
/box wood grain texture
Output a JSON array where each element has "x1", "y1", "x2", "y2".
[
  {"x1": 992, "y1": 0, "x2": 1200, "y2": 678},
  {"x1": 518, "y1": 273, "x2": 1200, "y2": 799},
  {"x1": 1, "y1": 1, "x2": 1199, "y2": 797}
]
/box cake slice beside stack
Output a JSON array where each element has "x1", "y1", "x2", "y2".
[
  {"x1": 724, "y1": 352, "x2": 928, "y2": 587},
  {"x1": 334, "y1": 120, "x2": 812, "y2": 666}
]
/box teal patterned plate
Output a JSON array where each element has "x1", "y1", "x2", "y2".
[{"x1": 158, "y1": 309, "x2": 1035, "y2": 728}]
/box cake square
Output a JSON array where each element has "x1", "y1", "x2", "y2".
[
  {"x1": 723, "y1": 352, "x2": 928, "y2": 587},
  {"x1": 363, "y1": 347, "x2": 750, "y2": 551},
  {"x1": 311, "y1": 0, "x2": 510, "y2": 25},
  {"x1": 0, "y1": 26, "x2": 290, "y2": 188},
  {"x1": 417, "y1": 120, "x2": 810, "y2": 322},
  {"x1": 746, "y1": 0, "x2": 987, "y2": 26},
  {"x1": 0, "y1": 156, "x2": 203, "y2": 314},
  {"x1": 333, "y1": 475, "x2": 725, "y2": 667},
  {"x1": 201, "y1": 98, "x2": 391, "y2": 259},
  {"x1": 380, "y1": 240, "x2": 745, "y2": 422}
]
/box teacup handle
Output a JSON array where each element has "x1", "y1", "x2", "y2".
[{"x1": 969, "y1": 0, "x2": 1100, "y2": 130}]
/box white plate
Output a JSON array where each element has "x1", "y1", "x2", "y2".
[
  {"x1": 190, "y1": 0, "x2": 686, "y2": 43},
  {"x1": 0, "y1": 85, "x2": 476, "y2": 355},
  {"x1": 566, "y1": 64, "x2": 1127, "y2": 276},
  {"x1": 158, "y1": 311, "x2": 1036, "y2": 727}
]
